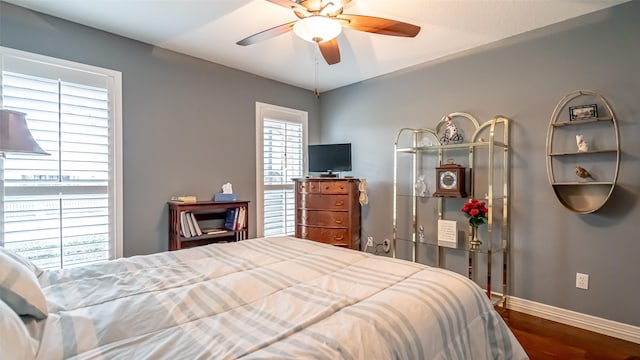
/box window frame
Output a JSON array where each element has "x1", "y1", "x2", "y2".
[
  {"x1": 0, "y1": 46, "x2": 123, "y2": 261},
  {"x1": 255, "y1": 102, "x2": 308, "y2": 238}
]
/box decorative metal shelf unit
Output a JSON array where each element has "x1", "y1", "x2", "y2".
[
  {"x1": 392, "y1": 113, "x2": 510, "y2": 305},
  {"x1": 546, "y1": 90, "x2": 620, "y2": 214}
]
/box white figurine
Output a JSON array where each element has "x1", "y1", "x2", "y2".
[
  {"x1": 417, "y1": 137, "x2": 433, "y2": 147},
  {"x1": 576, "y1": 134, "x2": 588, "y2": 152},
  {"x1": 222, "y1": 182, "x2": 233, "y2": 194},
  {"x1": 440, "y1": 115, "x2": 462, "y2": 144},
  {"x1": 415, "y1": 175, "x2": 427, "y2": 197},
  {"x1": 444, "y1": 116, "x2": 458, "y2": 140}
]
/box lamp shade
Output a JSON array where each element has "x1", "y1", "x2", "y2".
[
  {"x1": 293, "y1": 16, "x2": 342, "y2": 43},
  {"x1": 0, "y1": 109, "x2": 49, "y2": 155}
]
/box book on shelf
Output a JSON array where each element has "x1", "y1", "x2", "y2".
[
  {"x1": 172, "y1": 195, "x2": 197, "y2": 203},
  {"x1": 180, "y1": 211, "x2": 192, "y2": 238},
  {"x1": 235, "y1": 207, "x2": 242, "y2": 231},
  {"x1": 236, "y1": 207, "x2": 246, "y2": 231},
  {"x1": 189, "y1": 212, "x2": 203, "y2": 236},
  {"x1": 186, "y1": 211, "x2": 197, "y2": 237},
  {"x1": 200, "y1": 228, "x2": 227, "y2": 235},
  {"x1": 224, "y1": 208, "x2": 238, "y2": 231},
  {"x1": 234, "y1": 208, "x2": 240, "y2": 230}
]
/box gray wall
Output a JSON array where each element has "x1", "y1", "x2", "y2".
[
  {"x1": 320, "y1": 2, "x2": 640, "y2": 326},
  {"x1": 0, "y1": 2, "x2": 321, "y2": 256}
]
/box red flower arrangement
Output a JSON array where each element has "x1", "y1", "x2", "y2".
[{"x1": 461, "y1": 199, "x2": 488, "y2": 227}]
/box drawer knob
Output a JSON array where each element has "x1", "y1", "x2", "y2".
[
  {"x1": 334, "y1": 219, "x2": 343, "y2": 224},
  {"x1": 335, "y1": 235, "x2": 344, "y2": 240},
  {"x1": 335, "y1": 201, "x2": 344, "y2": 206}
]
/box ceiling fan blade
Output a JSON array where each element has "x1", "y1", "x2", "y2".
[
  {"x1": 236, "y1": 21, "x2": 297, "y2": 46},
  {"x1": 318, "y1": 38, "x2": 341, "y2": 65},
  {"x1": 338, "y1": 14, "x2": 421, "y2": 37}
]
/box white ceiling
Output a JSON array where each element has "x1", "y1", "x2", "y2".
[{"x1": 5, "y1": 0, "x2": 628, "y2": 92}]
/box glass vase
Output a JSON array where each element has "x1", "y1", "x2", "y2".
[{"x1": 469, "y1": 225, "x2": 482, "y2": 250}]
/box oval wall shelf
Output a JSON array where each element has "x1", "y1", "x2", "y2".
[{"x1": 546, "y1": 90, "x2": 620, "y2": 214}]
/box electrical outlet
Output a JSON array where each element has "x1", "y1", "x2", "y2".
[
  {"x1": 576, "y1": 273, "x2": 589, "y2": 290},
  {"x1": 366, "y1": 236, "x2": 374, "y2": 247},
  {"x1": 382, "y1": 239, "x2": 391, "y2": 253}
]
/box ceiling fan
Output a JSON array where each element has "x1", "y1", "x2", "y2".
[{"x1": 236, "y1": 0, "x2": 421, "y2": 65}]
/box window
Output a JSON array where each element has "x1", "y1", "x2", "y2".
[
  {"x1": 1, "y1": 47, "x2": 122, "y2": 270},
  {"x1": 256, "y1": 102, "x2": 307, "y2": 238}
]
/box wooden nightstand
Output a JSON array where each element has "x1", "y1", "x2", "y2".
[{"x1": 167, "y1": 200, "x2": 249, "y2": 250}]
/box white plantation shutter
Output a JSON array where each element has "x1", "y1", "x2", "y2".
[
  {"x1": 257, "y1": 103, "x2": 307, "y2": 238},
  {"x1": 1, "y1": 49, "x2": 121, "y2": 270},
  {"x1": 263, "y1": 119, "x2": 304, "y2": 236}
]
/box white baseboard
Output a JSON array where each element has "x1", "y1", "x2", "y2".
[{"x1": 507, "y1": 296, "x2": 640, "y2": 344}]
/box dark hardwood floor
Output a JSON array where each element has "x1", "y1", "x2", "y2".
[{"x1": 498, "y1": 308, "x2": 640, "y2": 360}]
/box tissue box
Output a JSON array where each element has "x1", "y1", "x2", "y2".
[{"x1": 214, "y1": 193, "x2": 237, "y2": 202}]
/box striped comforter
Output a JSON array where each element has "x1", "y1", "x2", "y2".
[{"x1": 30, "y1": 236, "x2": 527, "y2": 359}]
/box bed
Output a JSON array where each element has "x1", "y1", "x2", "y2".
[{"x1": 1, "y1": 236, "x2": 528, "y2": 359}]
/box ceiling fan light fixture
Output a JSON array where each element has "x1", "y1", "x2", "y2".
[{"x1": 293, "y1": 16, "x2": 342, "y2": 43}]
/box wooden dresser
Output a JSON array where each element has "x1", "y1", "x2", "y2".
[{"x1": 294, "y1": 178, "x2": 361, "y2": 250}]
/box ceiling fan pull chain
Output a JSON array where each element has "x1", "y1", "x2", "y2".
[{"x1": 314, "y1": 57, "x2": 320, "y2": 98}]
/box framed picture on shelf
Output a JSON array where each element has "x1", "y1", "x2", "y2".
[{"x1": 569, "y1": 104, "x2": 598, "y2": 121}]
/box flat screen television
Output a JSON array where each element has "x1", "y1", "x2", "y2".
[{"x1": 308, "y1": 143, "x2": 352, "y2": 176}]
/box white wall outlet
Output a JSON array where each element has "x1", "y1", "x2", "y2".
[
  {"x1": 366, "y1": 236, "x2": 374, "y2": 247},
  {"x1": 382, "y1": 239, "x2": 391, "y2": 253},
  {"x1": 576, "y1": 272, "x2": 589, "y2": 290}
]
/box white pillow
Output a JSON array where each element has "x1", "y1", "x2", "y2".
[
  {"x1": 0, "y1": 251, "x2": 48, "y2": 319},
  {"x1": 0, "y1": 299, "x2": 37, "y2": 360},
  {"x1": 0, "y1": 247, "x2": 43, "y2": 277}
]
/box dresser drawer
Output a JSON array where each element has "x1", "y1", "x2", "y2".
[
  {"x1": 296, "y1": 209, "x2": 349, "y2": 228},
  {"x1": 318, "y1": 181, "x2": 350, "y2": 194},
  {"x1": 297, "y1": 193, "x2": 350, "y2": 210},
  {"x1": 296, "y1": 181, "x2": 321, "y2": 193},
  {"x1": 296, "y1": 226, "x2": 351, "y2": 247}
]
